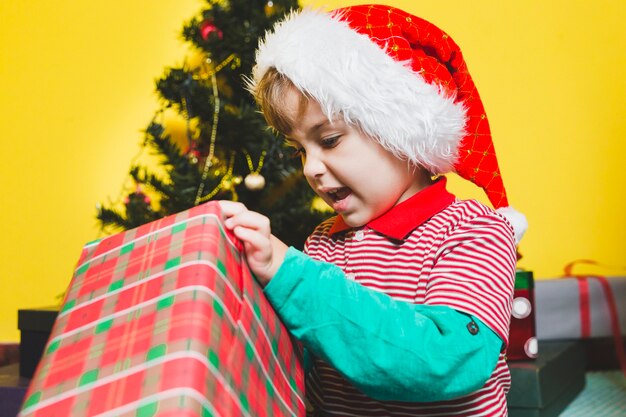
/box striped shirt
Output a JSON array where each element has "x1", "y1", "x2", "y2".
[{"x1": 303, "y1": 177, "x2": 517, "y2": 416}]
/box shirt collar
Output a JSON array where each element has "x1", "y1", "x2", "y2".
[{"x1": 328, "y1": 176, "x2": 456, "y2": 241}]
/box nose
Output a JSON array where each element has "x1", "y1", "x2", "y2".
[{"x1": 302, "y1": 152, "x2": 326, "y2": 179}]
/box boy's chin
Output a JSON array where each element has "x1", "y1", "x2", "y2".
[{"x1": 340, "y1": 213, "x2": 368, "y2": 228}]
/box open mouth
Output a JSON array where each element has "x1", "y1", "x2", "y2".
[{"x1": 327, "y1": 187, "x2": 351, "y2": 202}]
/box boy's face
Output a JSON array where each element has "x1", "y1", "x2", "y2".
[{"x1": 283, "y1": 88, "x2": 431, "y2": 227}]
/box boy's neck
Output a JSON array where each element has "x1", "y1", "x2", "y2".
[{"x1": 400, "y1": 168, "x2": 437, "y2": 204}]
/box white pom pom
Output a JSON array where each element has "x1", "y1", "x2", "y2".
[{"x1": 496, "y1": 206, "x2": 528, "y2": 244}]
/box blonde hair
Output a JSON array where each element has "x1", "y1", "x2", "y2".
[{"x1": 250, "y1": 67, "x2": 309, "y2": 136}]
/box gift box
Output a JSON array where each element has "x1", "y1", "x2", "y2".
[
  {"x1": 535, "y1": 276, "x2": 626, "y2": 340},
  {"x1": 17, "y1": 308, "x2": 58, "y2": 378},
  {"x1": 535, "y1": 275, "x2": 626, "y2": 373},
  {"x1": 18, "y1": 202, "x2": 305, "y2": 417},
  {"x1": 508, "y1": 341, "x2": 586, "y2": 417},
  {"x1": 508, "y1": 270, "x2": 538, "y2": 360}
]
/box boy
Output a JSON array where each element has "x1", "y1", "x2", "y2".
[{"x1": 221, "y1": 4, "x2": 527, "y2": 416}]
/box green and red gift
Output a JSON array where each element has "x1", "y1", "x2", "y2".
[
  {"x1": 19, "y1": 202, "x2": 305, "y2": 417},
  {"x1": 508, "y1": 270, "x2": 538, "y2": 361}
]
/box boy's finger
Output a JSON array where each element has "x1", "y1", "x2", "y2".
[
  {"x1": 226, "y1": 211, "x2": 271, "y2": 235},
  {"x1": 232, "y1": 225, "x2": 267, "y2": 248},
  {"x1": 218, "y1": 200, "x2": 248, "y2": 218}
]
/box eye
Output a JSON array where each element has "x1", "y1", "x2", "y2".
[{"x1": 321, "y1": 135, "x2": 340, "y2": 148}]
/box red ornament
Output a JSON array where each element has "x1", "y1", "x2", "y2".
[
  {"x1": 201, "y1": 20, "x2": 223, "y2": 40},
  {"x1": 124, "y1": 185, "x2": 151, "y2": 206}
]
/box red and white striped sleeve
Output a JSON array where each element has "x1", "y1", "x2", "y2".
[{"x1": 425, "y1": 204, "x2": 517, "y2": 344}]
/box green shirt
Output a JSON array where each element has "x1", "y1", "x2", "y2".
[{"x1": 264, "y1": 247, "x2": 503, "y2": 402}]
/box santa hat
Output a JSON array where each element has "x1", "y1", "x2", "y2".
[{"x1": 251, "y1": 4, "x2": 527, "y2": 243}]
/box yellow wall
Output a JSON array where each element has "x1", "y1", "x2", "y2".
[{"x1": 1, "y1": 0, "x2": 624, "y2": 341}]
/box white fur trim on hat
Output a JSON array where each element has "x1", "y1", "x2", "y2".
[
  {"x1": 251, "y1": 9, "x2": 466, "y2": 174},
  {"x1": 496, "y1": 206, "x2": 528, "y2": 244}
]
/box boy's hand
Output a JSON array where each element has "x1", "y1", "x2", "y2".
[{"x1": 219, "y1": 201, "x2": 288, "y2": 286}]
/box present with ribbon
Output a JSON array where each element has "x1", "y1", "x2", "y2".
[
  {"x1": 507, "y1": 340, "x2": 586, "y2": 417},
  {"x1": 534, "y1": 260, "x2": 626, "y2": 377},
  {"x1": 18, "y1": 201, "x2": 305, "y2": 417}
]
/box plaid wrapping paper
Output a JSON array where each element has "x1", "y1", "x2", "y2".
[{"x1": 19, "y1": 202, "x2": 305, "y2": 417}]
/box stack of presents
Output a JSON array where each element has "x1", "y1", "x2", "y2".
[
  {"x1": 507, "y1": 268, "x2": 626, "y2": 416},
  {"x1": 5, "y1": 202, "x2": 626, "y2": 417}
]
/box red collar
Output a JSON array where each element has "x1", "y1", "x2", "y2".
[{"x1": 328, "y1": 177, "x2": 456, "y2": 240}]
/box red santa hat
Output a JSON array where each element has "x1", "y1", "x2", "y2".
[{"x1": 251, "y1": 4, "x2": 527, "y2": 243}]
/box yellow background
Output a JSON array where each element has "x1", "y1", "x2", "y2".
[{"x1": 1, "y1": 0, "x2": 624, "y2": 341}]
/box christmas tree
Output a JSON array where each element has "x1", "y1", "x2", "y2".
[{"x1": 97, "y1": 0, "x2": 329, "y2": 248}]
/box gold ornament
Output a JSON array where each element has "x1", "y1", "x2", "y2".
[
  {"x1": 243, "y1": 150, "x2": 267, "y2": 191},
  {"x1": 244, "y1": 173, "x2": 266, "y2": 190}
]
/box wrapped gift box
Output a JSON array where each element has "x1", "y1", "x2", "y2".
[
  {"x1": 535, "y1": 276, "x2": 626, "y2": 340},
  {"x1": 508, "y1": 270, "x2": 538, "y2": 361},
  {"x1": 19, "y1": 202, "x2": 305, "y2": 417},
  {"x1": 508, "y1": 341, "x2": 586, "y2": 417},
  {"x1": 535, "y1": 276, "x2": 626, "y2": 371}
]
